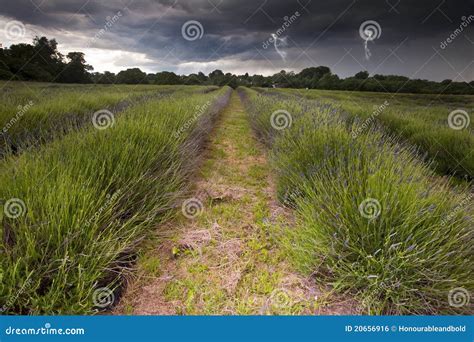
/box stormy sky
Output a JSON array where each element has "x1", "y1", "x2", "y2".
[{"x1": 0, "y1": 0, "x2": 472, "y2": 81}]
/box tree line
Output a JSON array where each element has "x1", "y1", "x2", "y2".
[{"x1": 1, "y1": 36, "x2": 472, "y2": 94}]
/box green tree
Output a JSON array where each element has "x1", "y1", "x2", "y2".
[
  {"x1": 354, "y1": 70, "x2": 369, "y2": 79},
  {"x1": 317, "y1": 73, "x2": 340, "y2": 89},
  {"x1": 154, "y1": 71, "x2": 181, "y2": 84},
  {"x1": 61, "y1": 52, "x2": 93, "y2": 83},
  {"x1": 33, "y1": 36, "x2": 63, "y2": 78},
  {"x1": 208, "y1": 69, "x2": 224, "y2": 85},
  {"x1": 298, "y1": 66, "x2": 331, "y2": 79},
  {"x1": 116, "y1": 68, "x2": 146, "y2": 84}
]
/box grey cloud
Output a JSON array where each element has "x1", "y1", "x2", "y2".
[{"x1": 0, "y1": 0, "x2": 472, "y2": 80}]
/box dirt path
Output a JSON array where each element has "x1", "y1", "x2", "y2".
[{"x1": 115, "y1": 91, "x2": 358, "y2": 315}]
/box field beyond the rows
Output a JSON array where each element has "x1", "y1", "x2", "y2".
[{"x1": 0, "y1": 82, "x2": 472, "y2": 316}]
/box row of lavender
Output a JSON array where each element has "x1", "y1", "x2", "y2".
[{"x1": 240, "y1": 87, "x2": 472, "y2": 314}]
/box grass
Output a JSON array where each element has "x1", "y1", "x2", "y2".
[
  {"x1": 240, "y1": 87, "x2": 473, "y2": 314},
  {"x1": 1, "y1": 82, "x2": 471, "y2": 316},
  {"x1": 270, "y1": 88, "x2": 474, "y2": 180},
  {"x1": 0, "y1": 83, "x2": 217, "y2": 157},
  {"x1": 0, "y1": 86, "x2": 231, "y2": 314},
  {"x1": 116, "y1": 92, "x2": 324, "y2": 316}
]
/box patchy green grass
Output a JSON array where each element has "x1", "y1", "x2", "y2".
[
  {"x1": 140, "y1": 256, "x2": 162, "y2": 277},
  {"x1": 118, "y1": 92, "x2": 320, "y2": 315}
]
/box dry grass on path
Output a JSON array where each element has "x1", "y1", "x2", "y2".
[{"x1": 115, "y1": 91, "x2": 359, "y2": 315}]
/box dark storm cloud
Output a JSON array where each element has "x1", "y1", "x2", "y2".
[{"x1": 1, "y1": 0, "x2": 472, "y2": 80}]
